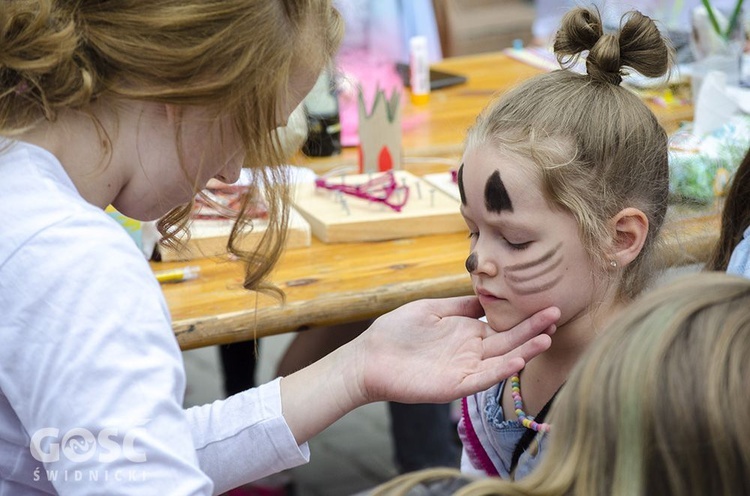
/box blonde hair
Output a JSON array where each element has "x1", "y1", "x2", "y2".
[
  {"x1": 0, "y1": 0, "x2": 343, "y2": 292},
  {"x1": 373, "y1": 272, "x2": 750, "y2": 496},
  {"x1": 465, "y1": 7, "x2": 671, "y2": 300}
]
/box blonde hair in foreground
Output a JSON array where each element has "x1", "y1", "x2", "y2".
[
  {"x1": 372, "y1": 272, "x2": 750, "y2": 496},
  {"x1": 0, "y1": 0, "x2": 343, "y2": 293}
]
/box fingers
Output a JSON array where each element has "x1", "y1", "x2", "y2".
[
  {"x1": 503, "y1": 333, "x2": 553, "y2": 365},
  {"x1": 481, "y1": 306, "x2": 560, "y2": 359},
  {"x1": 426, "y1": 295, "x2": 484, "y2": 319},
  {"x1": 472, "y1": 308, "x2": 557, "y2": 394},
  {"x1": 464, "y1": 335, "x2": 553, "y2": 394},
  {"x1": 517, "y1": 306, "x2": 561, "y2": 336}
]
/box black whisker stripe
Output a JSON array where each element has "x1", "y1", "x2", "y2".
[
  {"x1": 510, "y1": 274, "x2": 564, "y2": 296},
  {"x1": 505, "y1": 255, "x2": 563, "y2": 284},
  {"x1": 505, "y1": 243, "x2": 562, "y2": 272}
]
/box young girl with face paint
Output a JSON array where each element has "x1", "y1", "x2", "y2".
[{"x1": 457, "y1": 7, "x2": 672, "y2": 479}]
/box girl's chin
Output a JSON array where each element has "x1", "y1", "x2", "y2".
[{"x1": 484, "y1": 313, "x2": 527, "y2": 333}]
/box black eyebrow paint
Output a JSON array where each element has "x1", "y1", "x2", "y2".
[
  {"x1": 457, "y1": 163, "x2": 467, "y2": 205},
  {"x1": 484, "y1": 170, "x2": 513, "y2": 213}
]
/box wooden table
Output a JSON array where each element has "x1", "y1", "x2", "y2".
[{"x1": 154, "y1": 52, "x2": 716, "y2": 351}]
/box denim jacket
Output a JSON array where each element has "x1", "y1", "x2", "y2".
[{"x1": 458, "y1": 380, "x2": 547, "y2": 479}]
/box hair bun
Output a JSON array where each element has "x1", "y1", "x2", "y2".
[
  {"x1": 588, "y1": 33, "x2": 622, "y2": 84},
  {"x1": 553, "y1": 7, "x2": 670, "y2": 85},
  {"x1": 1, "y1": 1, "x2": 94, "y2": 120}
]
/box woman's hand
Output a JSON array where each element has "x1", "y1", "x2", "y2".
[
  {"x1": 350, "y1": 296, "x2": 559, "y2": 405},
  {"x1": 280, "y1": 296, "x2": 558, "y2": 444}
]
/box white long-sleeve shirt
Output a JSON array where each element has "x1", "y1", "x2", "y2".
[{"x1": 0, "y1": 141, "x2": 309, "y2": 495}]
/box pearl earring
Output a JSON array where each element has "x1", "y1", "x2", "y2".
[{"x1": 610, "y1": 260, "x2": 618, "y2": 268}]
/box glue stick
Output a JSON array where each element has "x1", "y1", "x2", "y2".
[{"x1": 409, "y1": 36, "x2": 430, "y2": 105}]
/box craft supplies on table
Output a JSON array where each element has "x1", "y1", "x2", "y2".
[{"x1": 292, "y1": 170, "x2": 466, "y2": 243}]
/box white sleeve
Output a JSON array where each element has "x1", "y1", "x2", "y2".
[
  {"x1": 0, "y1": 216, "x2": 215, "y2": 494},
  {"x1": 187, "y1": 379, "x2": 310, "y2": 495},
  {"x1": 0, "y1": 215, "x2": 306, "y2": 495}
]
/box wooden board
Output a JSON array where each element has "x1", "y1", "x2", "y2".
[
  {"x1": 158, "y1": 207, "x2": 311, "y2": 261},
  {"x1": 292, "y1": 170, "x2": 466, "y2": 243}
]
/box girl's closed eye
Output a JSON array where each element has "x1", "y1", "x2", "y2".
[
  {"x1": 506, "y1": 239, "x2": 532, "y2": 251},
  {"x1": 466, "y1": 227, "x2": 531, "y2": 249}
]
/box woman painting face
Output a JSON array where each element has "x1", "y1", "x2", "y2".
[
  {"x1": 459, "y1": 143, "x2": 600, "y2": 332},
  {"x1": 112, "y1": 65, "x2": 320, "y2": 221}
]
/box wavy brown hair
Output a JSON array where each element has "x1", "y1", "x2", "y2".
[
  {"x1": 465, "y1": 7, "x2": 671, "y2": 301},
  {"x1": 0, "y1": 0, "x2": 343, "y2": 293}
]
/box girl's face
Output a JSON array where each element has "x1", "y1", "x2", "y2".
[{"x1": 459, "y1": 143, "x2": 602, "y2": 332}]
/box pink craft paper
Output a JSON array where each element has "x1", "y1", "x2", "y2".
[{"x1": 337, "y1": 50, "x2": 404, "y2": 147}]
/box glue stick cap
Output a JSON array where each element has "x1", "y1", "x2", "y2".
[{"x1": 410, "y1": 35, "x2": 427, "y2": 54}]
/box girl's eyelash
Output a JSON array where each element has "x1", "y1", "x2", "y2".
[
  {"x1": 467, "y1": 231, "x2": 530, "y2": 250},
  {"x1": 507, "y1": 240, "x2": 531, "y2": 251}
]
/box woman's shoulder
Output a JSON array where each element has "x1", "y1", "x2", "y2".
[{"x1": 0, "y1": 140, "x2": 137, "y2": 263}]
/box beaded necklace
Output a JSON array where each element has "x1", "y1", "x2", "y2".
[{"x1": 510, "y1": 374, "x2": 551, "y2": 433}]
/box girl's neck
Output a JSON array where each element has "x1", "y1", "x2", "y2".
[
  {"x1": 532, "y1": 298, "x2": 626, "y2": 374},
  {"x1": 504, "y1": 298, "x2": 628, "y2": 417}
]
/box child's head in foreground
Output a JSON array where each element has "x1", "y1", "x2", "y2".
[
  {"x1": 458, "y1": 7, "x2": 671, "y2": 332},
  {"x1": 534, "y1": 271, "x2": 750, "y2": 495},
  {"x1": 374, "y1": 271, "x2": 750, "y2": 495}
]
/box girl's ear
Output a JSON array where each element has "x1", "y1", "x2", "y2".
[{"x1": 610, "y1": 207, "x2": 649, "y2": 268}]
